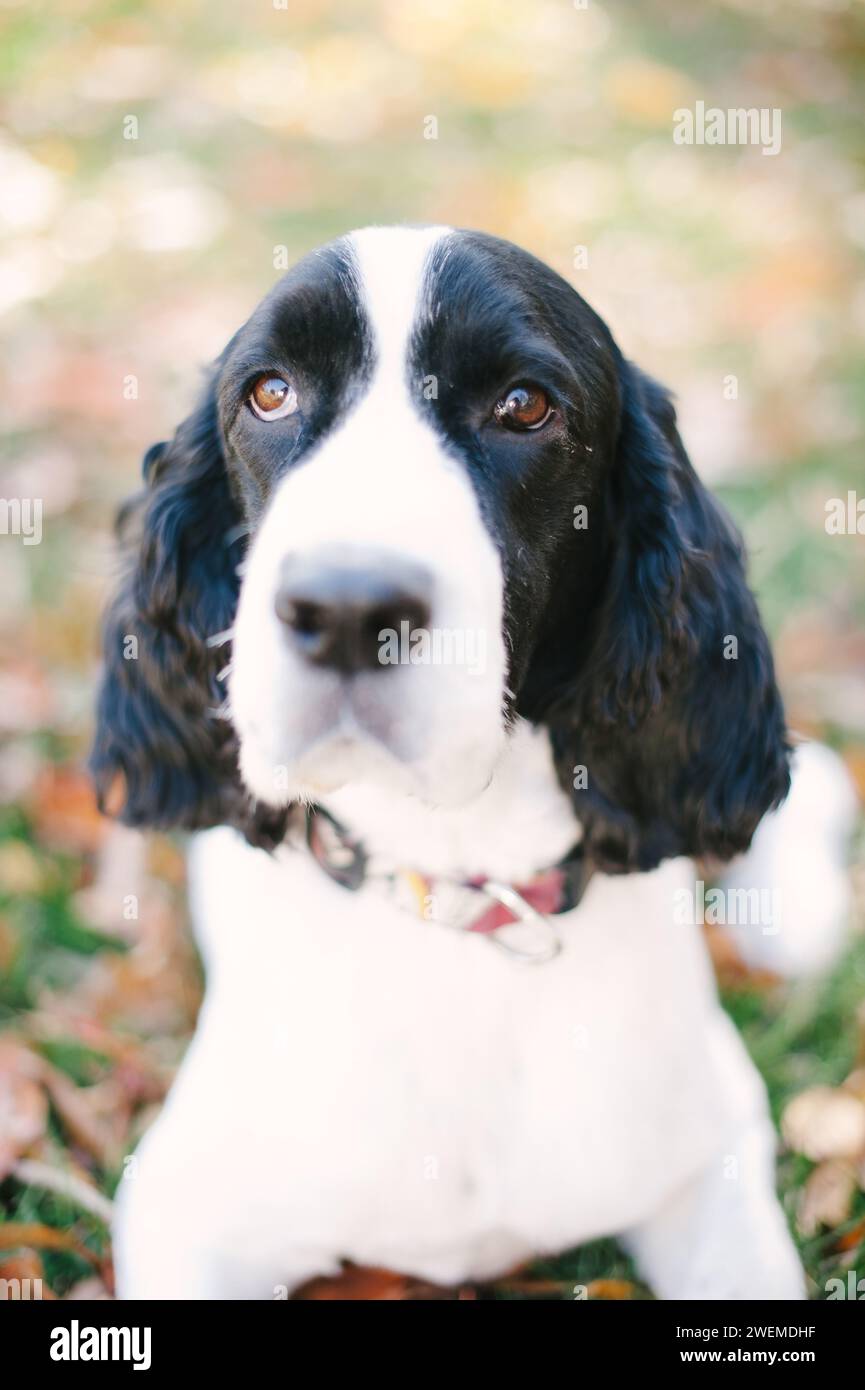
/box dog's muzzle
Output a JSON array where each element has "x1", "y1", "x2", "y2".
[{"x1": 275, "y1": 551, "x2": 434, "y2": 675}]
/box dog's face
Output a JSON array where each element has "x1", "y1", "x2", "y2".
[
  {"x1": 92, "y1": 226, "x2": 790, "y2": 870},
  {"x1": 223, "y1": 227, "x2": 616, "y2": 805}
]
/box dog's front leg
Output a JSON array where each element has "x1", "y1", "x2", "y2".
[
  {"x1": 112, "y1": 1121, "x2": 333, "y2": 1300},
  {"x1": 622, "y1": 1021, "x2": 804, "y2": 1300}
]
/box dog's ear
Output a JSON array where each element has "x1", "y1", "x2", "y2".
[
  {"x1": 90, "y1": 379, "x2": 286, "y2": 848},
  {"x1": 548, "y1": 360, "x2": 790, "y2": 873}
]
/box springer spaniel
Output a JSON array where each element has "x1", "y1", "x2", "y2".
[{"x1": 92, "y1": 226, "x2": 855, "y2": 1299}]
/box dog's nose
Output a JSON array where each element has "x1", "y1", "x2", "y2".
[{"x1": 275, "y1": 553, "x2": 433, "y2": 673}]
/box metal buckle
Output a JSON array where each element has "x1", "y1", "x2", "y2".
[
  {"x1": 473, "y1": 880, "x2": 562, "y2": 965},
  {"x1": 305, "y1": 806, "x2": 367, "y2": 891}
]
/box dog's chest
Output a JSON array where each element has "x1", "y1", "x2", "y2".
[{"x1": 185, "y1": 728, "x2": 726, "y2": 1283}]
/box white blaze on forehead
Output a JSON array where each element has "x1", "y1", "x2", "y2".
[
  {"x1": 229, "y1": 221, "x2": 508, "y2": 808},
  {"x1": 348, "y1": 225, "x2": 452, "y2": 387}
]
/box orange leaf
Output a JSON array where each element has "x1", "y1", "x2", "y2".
[
  {"x1": 0, "y1": 1251, "x2": 55, "y2": 1300},
  {"x1": 703, "y1": 924, "x2": 780, "y2": 991},
  {"x1": 491, "y1": 1275, "x2": 576, "y2": 1296},
  {"x1": 29, "y1": 764, "x2": 108, "y2": 854},
  {"x1": 297, "y1": 1265, "x2": 417, "y2": 1300},
  {"x1": 0, "y1": 1250, "x2": 43, "y2": 1281},
  {"x1": 586, "y1": 1279, "x2": 635, "y2": 1300},
  {"x1": 0, "y1": 1224, "x2": 99, "y2": 1265},
  {"x1": 835, "y1": 1217, "x2": 865, "y2": 1254}
]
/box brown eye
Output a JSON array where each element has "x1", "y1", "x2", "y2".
[
  {"x1": 249, "y1": 374, "x2": 298, "y2": 420},
  {"x1": 493, "y1": 383, "x2": 552, "y2": 431}
]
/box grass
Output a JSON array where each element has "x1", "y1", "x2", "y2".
[
  {"x1": 1, "y1": 0, "x2": 864, "y2": 1303},
  {"x1": 1, "y1": 796, "x2": 862, "y2": 1299}
]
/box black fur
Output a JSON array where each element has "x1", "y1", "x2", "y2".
[
  {"x1": 413, "y1": 232, "x2": 789, "y2": 872},
  {"x1": 91, "y1": 386, "x2": 285, "y2": 847},
  {"x1": 91, "y1": 241, "x2": 368, "y2": 845},
  {"x1": 547, "y1": 360, "x2": 790, "y2": 872},
  {"x1": 92, "y1": 229, "x2": 790, "y2": 873}
]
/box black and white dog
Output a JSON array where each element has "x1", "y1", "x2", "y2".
[{"x1": 92, "y1": 226, "x2": 855, "y2": 1299}]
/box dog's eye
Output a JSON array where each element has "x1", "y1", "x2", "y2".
[
  {"x1": 249, "y1": 374, "x2": 298, "y2": 420},
  {"x1": 493, "y1": 383, "x2": 552, "y2": 431}
]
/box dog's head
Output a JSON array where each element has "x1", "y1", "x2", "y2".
[{"x1": 92, "y1": 226, "x2": 789, "y2": 870}]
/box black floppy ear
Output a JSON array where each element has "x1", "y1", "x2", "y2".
[
  {"x1": 550, "y1": 360, "x2": 790, "y2": 873},
  {"x1": 90, "y1": 380, "x2": 286, "y2": 847}
]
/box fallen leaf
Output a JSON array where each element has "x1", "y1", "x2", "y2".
[
  {"x1": 63, "y1": 1276, "x2": 111, "y2": 1300},
  {"x1": 491, "y1": 1275, "x2": 577, "y2": 1296},
  {"x1": 41, "y1": 1068, "x2": 125, "y2": 1170},
  {"x1": 28, "y1": 764, "x2": 108, "y2": 854},
  {"x1": 0, "y1": 913, "x2": 17, "y2": 973},
  {"x1": 798, "y1": 1159, "x2": 857, "y2": 1236},
  {"x1": 703, "y1": 923, "x2": 780, "y2": 991},
  {"x1": 844, "y1": 1067, "x2": 865, "y2": 1102},
  {"x1": 0, "y1": 1250, "x2": 55, "y2": 1300},
  {"x1": 0, "y1": 663, "x2": 55, "y2": 735},
  {"x1": 296, "y1": 1265, "x2": 418, "y2": 1300},
  {"x1": 101, "y1": 772, "x2": 127, "y2": 820},
  {"x1": 0, "y1": 1224, "x2": 99, "y2": 1266},
  {"x1": 147, "y1": 834, "x2": 187, "y2": 887},
  {"x1": 12, "y1": 1158, "x2": 114, "y2": 1226},
  {"x1": 0, "y1": 1250, "x2": 43, "y2": 1283},
  {"x1": 586, "y1": 1279, "x2": 635, "y2": 1300},
  {"x1": 0, "y1": 1037, "x2": 123, "y2": 1170},
  {"x1": 782, "y1": 1086, "x2": 865, "y2": 1161},
  {"x1": 0, "y1": 1049, "x2": 48, "y2": 1178},
  {"x1": 73, "y1": 821, "x2": 147, "y2": 937},
  {"x1": 841, "y1": 748, "x2": 865, "y2": 804},
  {"x1": 25, "y1": 1012, "x2": 169, "y2": 1097},
  {"x1": 835, "y1": 1217, "x2": 865, "y2": 1254},
  {"x1": 0, "y1": 840, "x2": 44, "y2": 895}
]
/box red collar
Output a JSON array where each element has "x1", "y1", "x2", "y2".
[{"x1": 303, "y1": 806, "x2": 591, "y2": 965}]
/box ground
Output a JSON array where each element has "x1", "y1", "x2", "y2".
[{"x1": 1, "y1": 0, "x2": 864, "y2": 1300}]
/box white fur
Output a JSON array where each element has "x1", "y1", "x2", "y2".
[
  {"x1": 106, "y1": 724, "x2": 852, "y2": 1301},
  {"x1": 719, "y1": 741, "x2": 858, "y2": 977},
  {"x1": 230, "y1": 226, "x2": 508, "y2": 810},
  {"x1": 114, "y1": 227, "x2": 855, "y2": 1299}
]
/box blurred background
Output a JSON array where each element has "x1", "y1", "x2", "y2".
[{"x1": 1, "y1": 0, "x2": 864, "y2": 1299}]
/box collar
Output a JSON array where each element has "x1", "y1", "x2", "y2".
[{"x1": 302, "y1": 805, "x2": 592, "y2": 965}]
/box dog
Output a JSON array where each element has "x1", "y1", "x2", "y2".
[{"x1": 91, "y1": 225, "x2": 855, "y2": 1299}]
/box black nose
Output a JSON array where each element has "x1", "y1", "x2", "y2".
[{"x1": 275, "y1": 553, "x2": 434, "y2": 673}]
